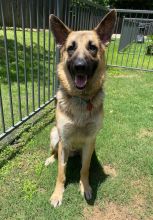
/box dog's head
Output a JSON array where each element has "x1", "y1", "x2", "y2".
[{"x1": 50, "y1": 10, "x2": 116, "y2": 96}]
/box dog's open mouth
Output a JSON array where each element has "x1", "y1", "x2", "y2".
[{"x1": 74, "y1": 74, "x2": 87, "y2": 90}]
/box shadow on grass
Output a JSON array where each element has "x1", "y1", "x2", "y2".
[
  {"x1": 66, "y1": 151, "x2": 108, "y2": 205},
  {"x1": 0, "y1": 37, "x2": 54, "y2": 83}
]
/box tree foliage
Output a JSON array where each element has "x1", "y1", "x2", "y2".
[{"x1": 92, "y1": 0, "x2": 153, "y2": 9}]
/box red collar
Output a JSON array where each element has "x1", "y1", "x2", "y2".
[
  {"x1": 86, "y1": 99, "x2": 94, "y2": 111},
  {"x1": 72, "y1": 96, "x2": 94, "y2": 112}
]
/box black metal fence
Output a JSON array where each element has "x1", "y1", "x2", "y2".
[
  {"x1": 106, "y1": 9, "x2": 153, "y2": 72},
  {"x1": 1, "y1": 1, "x2": 153, "y2": 142},
  {"x1": 0, "y1": 0, "x2": 106, "y2": 141}
]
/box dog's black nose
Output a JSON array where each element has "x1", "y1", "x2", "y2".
[{"x1": 74, "y1": 58, "x2": 87, "y2": 72}]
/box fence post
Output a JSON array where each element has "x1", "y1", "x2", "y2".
[{"x1": 54, "y1": 0, "x2": 65, "y2": 94}]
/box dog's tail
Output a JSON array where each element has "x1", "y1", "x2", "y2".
[{"x1": 45, "y1": 126, "x2": 59, "y2": 166}]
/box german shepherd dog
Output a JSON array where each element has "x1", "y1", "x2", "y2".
[{"x1": 45, "y1": 10, "x2": 116, "y2": 207}]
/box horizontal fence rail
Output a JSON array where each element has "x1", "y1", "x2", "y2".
[
  {"x1": 0, "y1": 0, "x2": 107, "y2": 141},
  {"x1": 106, "y1": 9, "x2": 153, "y2": 72},
  {"x1": 0, "y1": 0, "x2": 58, "y2": 140}
]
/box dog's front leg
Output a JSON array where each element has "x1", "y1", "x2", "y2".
[
  {"x1": 80, "y1": 140, "x2": 95, "y2": 200},
  {"x1": 50, "y1": 141, "x2": 68, "y2": 207}
]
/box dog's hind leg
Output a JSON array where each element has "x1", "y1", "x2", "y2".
[{"x1": 45, "y1": 126, "x2": 59, "y2": 166}]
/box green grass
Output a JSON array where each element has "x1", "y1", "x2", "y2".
[
  {"x1": 0, "y1": 30, "x2": 55, "y2": 134},
  {"x1": 106, "y1": 38, "x2": 153, "y2": 70},
  {"x1": 0, "y1": 68, "x2": 153, "y2": 219},
  {"x1": 1, "y1": 31, "x2": 153, "y2": 135}
]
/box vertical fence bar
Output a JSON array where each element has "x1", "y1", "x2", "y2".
[
  {"x1": 95, "y1": 8, "x2": 98, "y2": 26},
  {"x1": 0, "y1": 85, "x2": 5, "y2": 133},
  {"x1": 48, "y1": 0, "x2": 51, "y2": 99},
  {"x1": 130, "y1": 15, "x2": 142, "y2": 68},
  {"x1": 115, "y1": 13, "x2": 125, "y2": 65},
  {"x1": 43, "y1": 0, "x2": 46, "y2": 103},
  {"x1": 77, "y1": 2, "x2": 81, "y2": 30},
  {"x1": 85, "y1": 6, "x2": 89, "y2": 30},
  {"x1": 55, "y1": 0, "x2": 62, "y2": 92},
  {"x1": 131, "y1": 14, "x2": 143, "y2": 69},
  {"x1": 79, "y1": 4, "x2": 83, "y2": 30},
  {"x1": 135, "y1": 14, "x2": 145, "y2": 68},
  {"x1": 139, "y1": 14, "x2": 150, "y2": 69},
  {"x1": 124, "y1": 16, "x2": 135, "y2": 67},
  {"x1": 89, "y1": 9, "x2": 93, "y2": 29},
  {"x1": 85, "y1": 5, "x2": 88, "y2": 30},
  {"x1": 52, "y1": 42, "x2": 56, "y2": 96},
  {"x1": 1, "y1": 0, "x2": 14, "y2": 126},
  {"x1": 82, "y1": 4, "x2": 86, "y2": 29},
  {"x1": 146, "y1": 23, "x2": 153, "y2": 70},
  {"x1": 87, "y1": 6, "x2": 91, "y2": 30},
  {"x1": 12, "y1": 0, "x2": 22, "y2": 121},
  {"x1": 29, "y1": 0, "x2": 35, "y2": 112},
  {"x1": 37, "y1": 0, "x2": 40, "y2": 107},
  {"x1": 75, "y1": 1, "x2": 79, "y2": 30},
  {"x1": 64, "y1": 0, "x2": 68, "y2": 25},
  {"x1": 71, "y1": 1, "x2": 75, "y2": 29},
  {"x1": 67, "y1": 0, "x2": 71, "y2": 28},
  {"x1": 21, "y1": 0, "x2": 29, "y2": 116},
  {"x1": 135, "y1": 24, "x2": 144, "y2": 68},
  {"x1": 141, "y1": 19, "x2": 151, "y2": 69},
  {"x1": 107, "y1": 11, "x2": 120, "y2": 65},
  {"x1": 92, "y1": 6, "x2": 97, "y2": 28},
  {"x1": 130, "y1": 14, "x2": 139, "y2": 67},
  {"x1": 73, "y1": 1, "x2": 77, "y2": 30},
  {"x1": 86, "y1": 6, "x2": 89, "y2": 30}
]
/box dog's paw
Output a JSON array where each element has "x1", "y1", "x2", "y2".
[
  {"x1": 80, "y1": 182, "x2": 92, "y2": 200},
  {"x1": 45, "y1": 156, "x2": 55, "y2": 166},
  {"x1": 84, "y1": 186, "x2": 92, "y2": 200},
  {"x1": 50, "y1": 192, "x2": 63, "y2": 208}
]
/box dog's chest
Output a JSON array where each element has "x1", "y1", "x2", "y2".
[
  {"x1": 58, "y1": 111, "x2": 102, "y2": 149},
  {"x1": 56, "y1": 96, "x2": 103, "y2": 148}
]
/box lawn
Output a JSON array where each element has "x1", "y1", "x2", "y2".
[
  {"x1": 106, "y1": 38, "x2": 153, "y2": 70},
  {"x1": 0, "y1": 29, "x2": 55, "y2": 134},
  {"x1": 0, "y1": 30, "x2": 153, "y2": 136},
  {"x1": 0, "y1": 68, "x2": 153, "y2": 220}
]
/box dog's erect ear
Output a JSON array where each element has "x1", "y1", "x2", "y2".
[
  {"x1": 49, "y1": 14, "x2": 70, "y2": 47},
  {"x1": 95, "y1": 10, "x2": 117, "y2": 45}
]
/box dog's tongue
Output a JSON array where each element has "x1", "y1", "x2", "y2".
[{"x1": 75, "y1": 74, "x2": 87, "y2": 89}]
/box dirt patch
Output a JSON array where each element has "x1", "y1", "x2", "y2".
[
  {"x1": 103, "y1": 164, "x2": 117, "y2": 178},
  {"x1": 131, "y1": 178, "x2": 146, "y2": 191},
  {"x1": 137, "y1": 129, "x2": 153, "y2": 139},
  {"x1": 84, "y1": 203, "x2": 138, "y2": 220},
  {"x1": 84, "y1": 206, "x2": 103, "y2": 220},
  {"x1": 84, "y1": 195, "x2": 149, "y2": 220},
  {"x1": 131, "y1": 195, "x2": 145, "y2": 214}
]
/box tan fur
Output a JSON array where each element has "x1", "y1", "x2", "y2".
[
  {"x1": 46, "y1": 10, "x2": 117, "y2": 208},
  {"x1": 58, "y1": 31, "x2": 105, "y2": 97}
]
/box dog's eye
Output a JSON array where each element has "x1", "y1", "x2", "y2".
[
  {"x1": 88, "y1": 41, "x2": 98, "y2": 52},
  {"x1": 67, "y1": 41, "x2": 76, "y2": 55}
]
